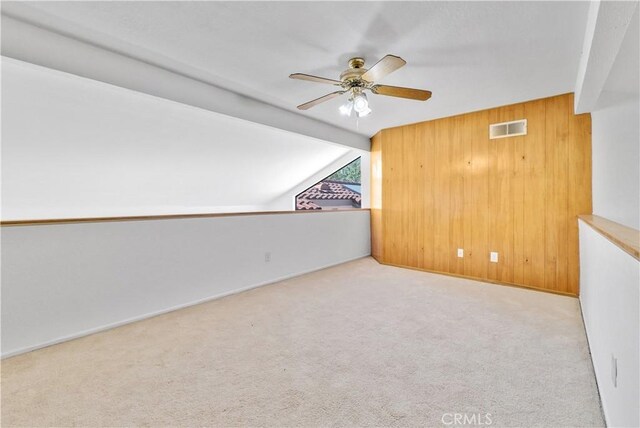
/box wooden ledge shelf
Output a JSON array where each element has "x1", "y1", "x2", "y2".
[
  {"x1": 579, "y1": 215, "x2": 640, "y2": 261},
  {"x1": 0, "y1": 208, "x2": 369, "y2": 227}
]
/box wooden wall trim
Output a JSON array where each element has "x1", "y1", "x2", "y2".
[
  {"x1": 0, "y1": 208, "x2": 369, "y2": 227},
  {"x1": 579, "y1": 215, "x2": 640, "y2": 261}
]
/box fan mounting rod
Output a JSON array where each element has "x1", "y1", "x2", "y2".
[{"x1": 348, "y1": 57, "x2": 365, "y2": 69}]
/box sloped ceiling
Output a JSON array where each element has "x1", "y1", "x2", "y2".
[
  {"x1": 598, "y1": 5, "x2": 639, "y2": 107},
  {"x1": 2, "y1": 1, "x2": 591, "y2": 137},
  {"x1": 2, "y1": 59, "x2": 359, "y2": 219}
]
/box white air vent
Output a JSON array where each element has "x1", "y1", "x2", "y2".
[{"x1": 489, "y1": 119, "x2": 527, "y2": 139}]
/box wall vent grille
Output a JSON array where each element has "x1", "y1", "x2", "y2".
[{"x1": 489, "y1": 119, "x2": 527, "y2": 139}]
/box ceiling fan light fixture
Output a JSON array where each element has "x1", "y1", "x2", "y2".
[
  {"x1": 357, "y1": 106, "x2": 372, "y2": 117},
  {"x1": 339, "y1": 101, "x2": 353, "y2": 116},
  {"x1": 352, "y1": 93, "x2": 369, "y2": 113}
]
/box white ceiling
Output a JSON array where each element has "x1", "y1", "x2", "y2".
[
  {"x1": 600, "y1": 5, "x2": 639, "y2": 103},
  {"x1": 3, "y1": 1, "x2": 591, "y2": 137},
  {"x1": 2, "y1": 58, "x2": 356, "y2": 219}
]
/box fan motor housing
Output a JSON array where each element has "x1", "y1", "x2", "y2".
[{"x1": 340, "y1": 57, "x2": 368, "y2": 85}]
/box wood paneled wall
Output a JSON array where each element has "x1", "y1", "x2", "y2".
[{"x1": 370, "y1": 93, "x2": 592, "y2": 296}]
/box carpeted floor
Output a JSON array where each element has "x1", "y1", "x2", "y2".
[{"x1": 1, "y1": 258, "x2": 604, "y2": 427}]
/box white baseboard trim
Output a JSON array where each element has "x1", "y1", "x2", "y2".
[{"x1": 2, "y1": 254, "x2": 370, "y2": 359}]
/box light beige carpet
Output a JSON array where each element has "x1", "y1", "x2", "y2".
[{"x1": 2, "y1": 258, "x2": 603, "y2": 427}]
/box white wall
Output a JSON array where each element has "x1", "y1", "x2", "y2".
[
  {"x1": 1, "y1": 210, "x2": 371, "y2": 357},
  {"x1": 578, "y1": 7, "x2": 640, "y2": 426},
  {"x1": 590, "y1": 5, "x2": 639, "y2": 230},
  {"x1": 591, "y1": 99, "x2": 640, "y2": 229},
  {"x1": 579, "y1": 220, "x2": 639, "y2": 428}
]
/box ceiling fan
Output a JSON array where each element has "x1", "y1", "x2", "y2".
[{"x1": 289, "y1": 54, "x2": 431, "y2": 117}]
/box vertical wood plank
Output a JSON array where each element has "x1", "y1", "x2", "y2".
[
  {"x1": 511, "y1": 104, "x2": 526, "y2": 285},
  {"x1": 370, "y1": 132, "x2": 383, "y2": 261},
  {"x1": 433, "y1": 118, "x2": 451, "y2": 272},
  {"x1": 381, "y1": 128, "x2": 401, "y2": 264},
  {"x1": 556, "y1": 95, "x2": 571, "y2": 293},
  {"x1": 544, "y1": 98, "x2": 559, "y2": 291},
  {"x1": 545, "y1": 95, "x2": 570, "y2": 292},
  {"x1": 523, "y1": 99, "x2": 547, "y2": 288},
  {"x1": 404, "y1": 124, "x2": 425, "y2": 268},
  {"x1": 449, "y1": 115, "x2": 465, "y2": 275},
  {"x1": 470, "y1": 110, "x2": 490, "y2": 280},
  {"x1": 488, "y1": 107, "x2": 514, "y2": 283},
  {"x1": 380, "y1": 128, "x2": 390, "y2": 263},
  {"x1": 462, "y1": 113, "x2": 475, "y2": 277},
  {"x1": 420, "y1": 122, "x2": 436, "y2": 270}
]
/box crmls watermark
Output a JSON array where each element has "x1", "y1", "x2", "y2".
[{"x1": 441, "y1": 412, "x2": 493, "y2": 426}]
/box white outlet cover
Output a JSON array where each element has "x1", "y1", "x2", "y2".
[
  {"x1": 457, "y1": 248, "x2": 464, "y2": 258},
  {"x1": 490, "y1": 252, "x2": 499, "y2": 263}
]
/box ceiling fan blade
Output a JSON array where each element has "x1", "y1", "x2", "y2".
[
  {"x1": 290, "y1": 73, "x2": 342, "y2": 85},
  {"x1": 297, "y1": 91, "x2": 346, "y2": 110},
  {"x1": 361, "y1": 54, "x2": 406, "y2": 82},
  {"x1": 371, "y1": 85, "x2": 432, "y2": 101}
]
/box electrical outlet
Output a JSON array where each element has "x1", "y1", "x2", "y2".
[
  {"x1": 490, "y1": 252, "x2": 499, "y2": 263},
  {"x1": 264, "y1": 252, "x2": 271, "y2": 263},
  {"x1": 611, "y1": 355, "x2": 617, "y2": 388},
  {"x1": 457, "y1": 248, "x2": 464, "y2": 258}
]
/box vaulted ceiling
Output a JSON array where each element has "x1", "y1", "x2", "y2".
[{"x1": 3, "y1": 1, "x2": 591, "y2": 137}]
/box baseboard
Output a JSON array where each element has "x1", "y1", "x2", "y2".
[
  {"x1": 1, "y1": 254, "x2": 371, "y2": 359},
  {"x1": 374, "y1": 259, "x2": 578, "y2": 298}
]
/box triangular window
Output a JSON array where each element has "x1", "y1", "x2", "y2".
[{"x1": 296, "y1": 157, "x2": 361, "y2": 210}]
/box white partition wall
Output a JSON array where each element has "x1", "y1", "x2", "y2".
[
  {"x1": 1, "y1": 211, "x2": 371, "y2": 358},
  {"x1": 579, "y1": 220, "x2": 639, "y2": 428}
]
